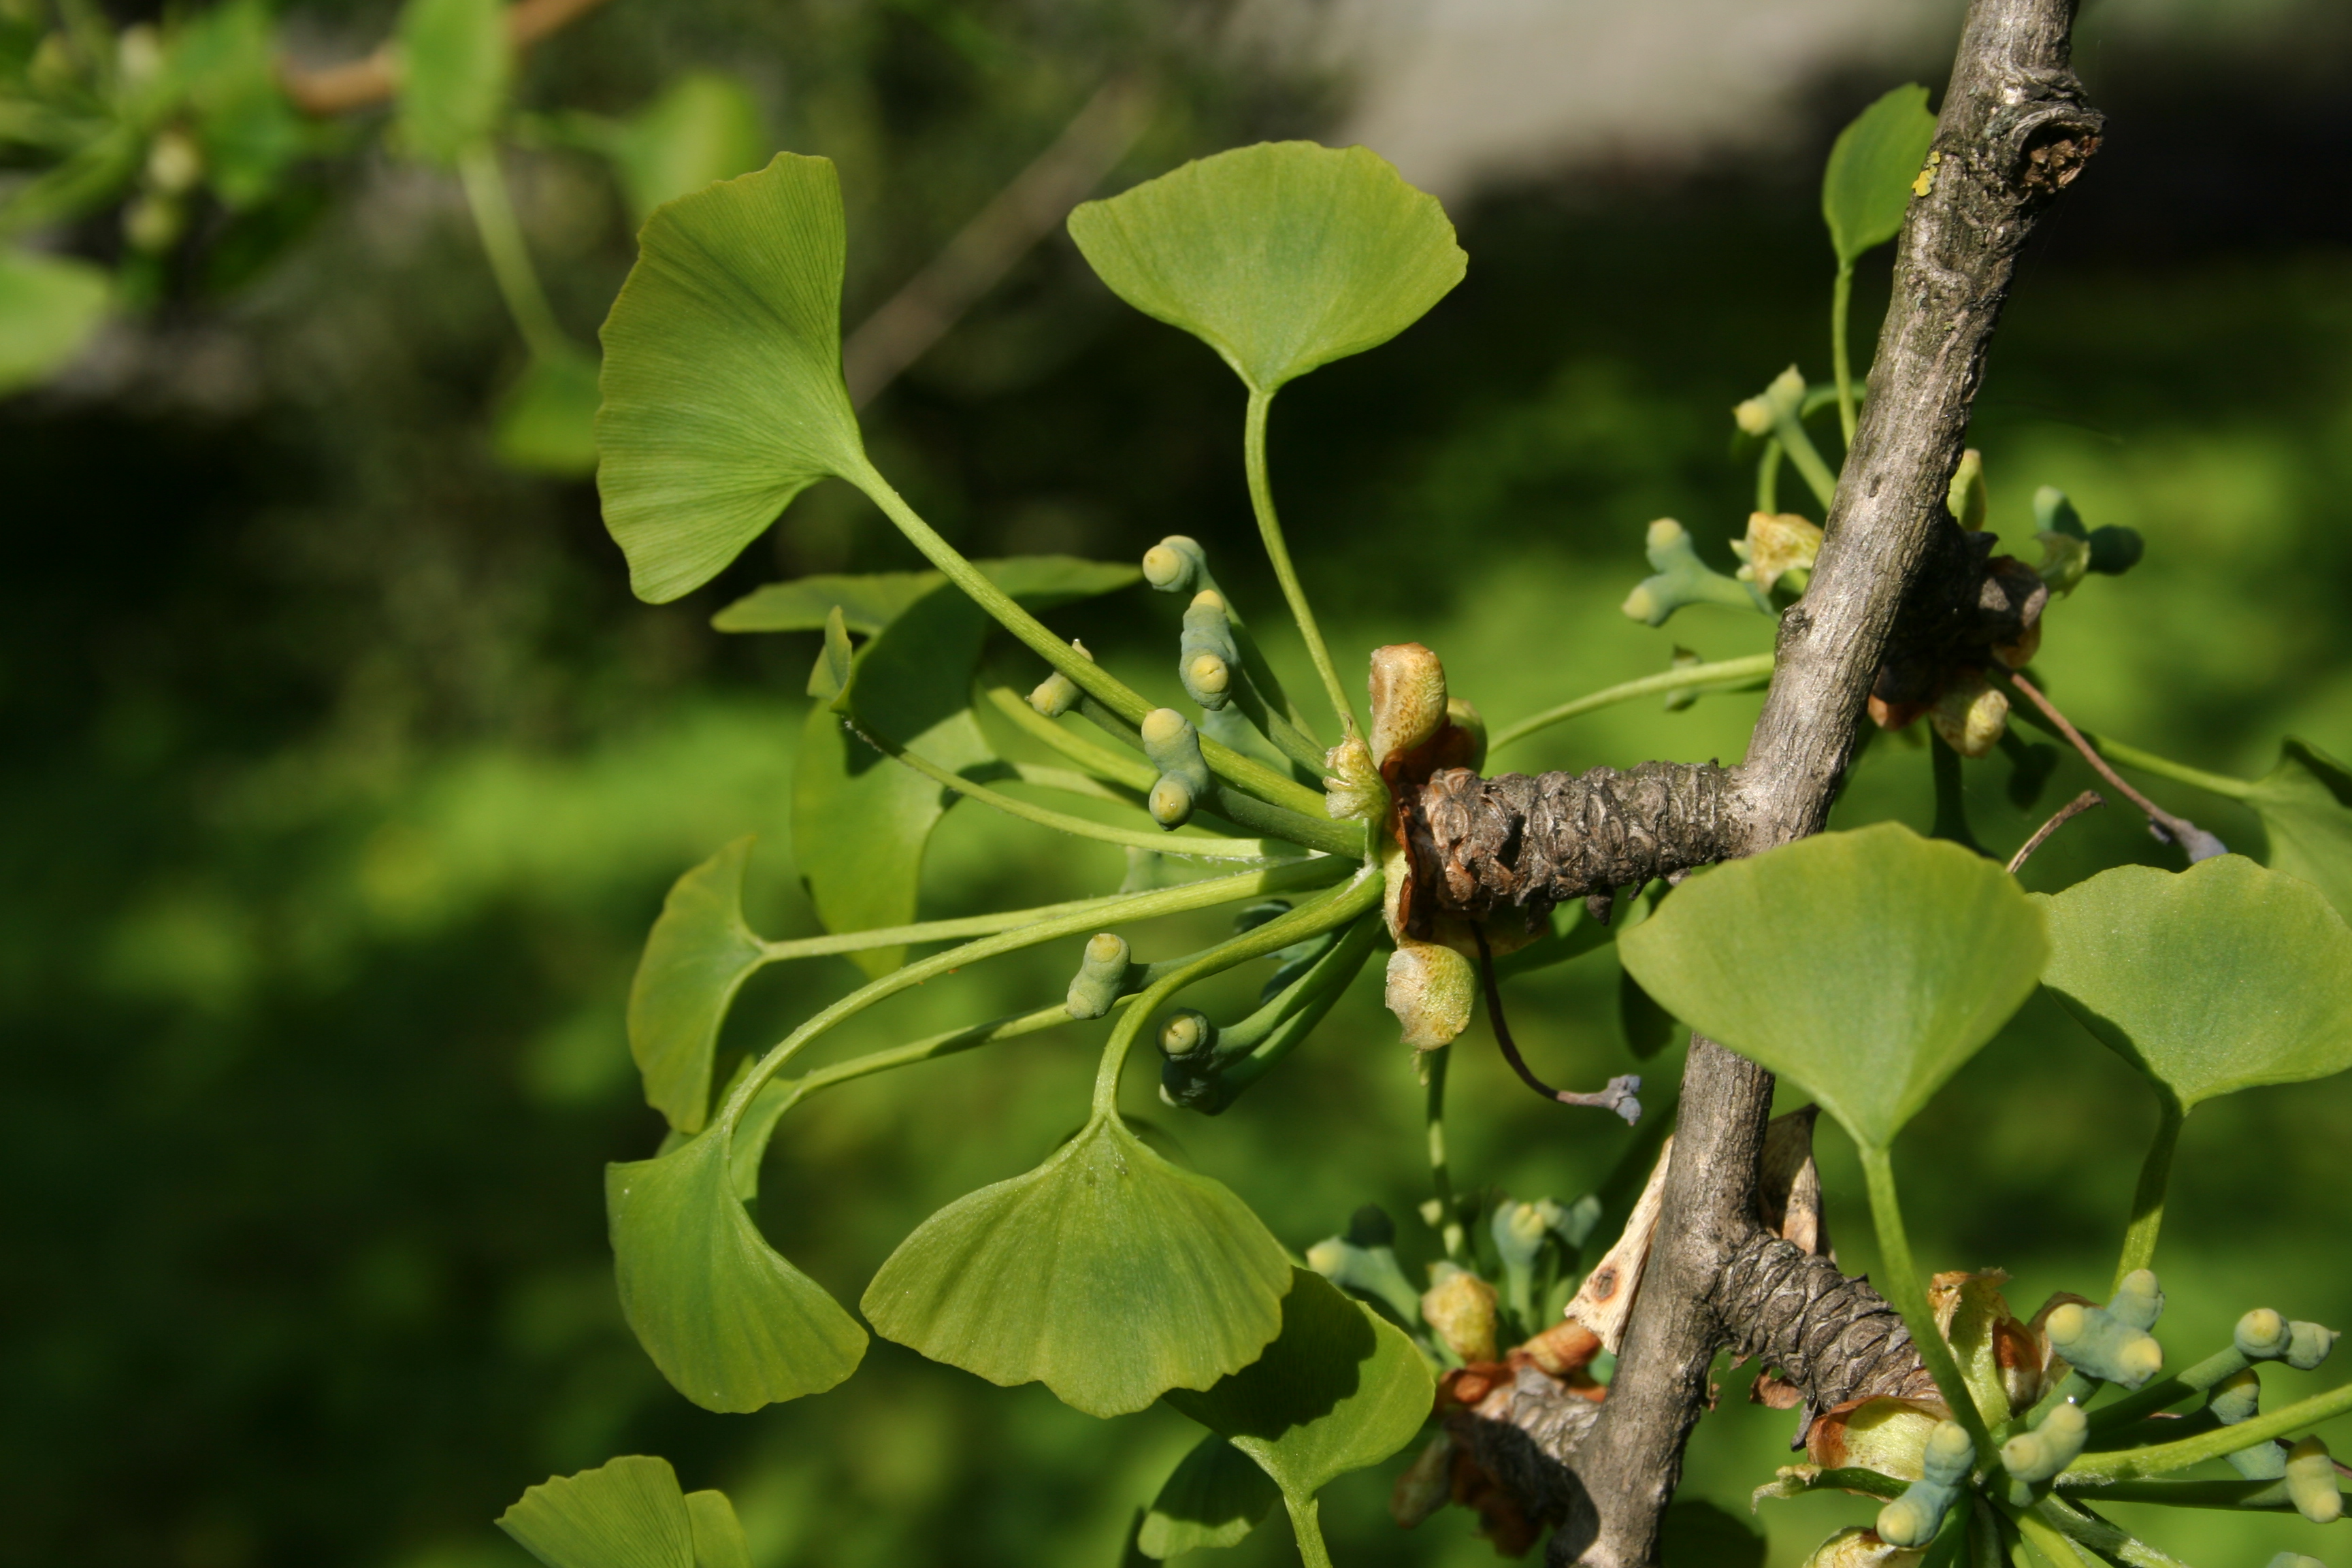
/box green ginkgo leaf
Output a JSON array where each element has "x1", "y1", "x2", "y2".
[
  {"x1": 1616, "y1": 822, "x2": 2046, "y2": 1149},
  {"x1": 683, "y1": 1490, "x2": 752, "y2": 1568},
  {"x1": 1164, "y1": 1267, "x2": 1435, "y2": 1504},
  {"x1": 794, "y1": 584, "x2": 998, "y2": 978},
  {"x1": 2248, "y1": 738, "x2": 2352, "y2": 920},
  {"x1": 392, "y1": 0, "x2": 508, "y2": 165},
  {"x1": 1067, "y1": 142, "x2": 1465, "y2": 397},
  {"x1": 792, "y1": 560, "x2": 1141, "y2": 977},
  {"x1": 607, "y1": 72, "x2": 770, "y2": 223},
  {"x1": 1823, "y1": 84, "x2": 1938, "y2": 266},
  {"x1": 627, "y1": 837, "x2": 770, "y2": 1133},
  {"x1": 0, "y1": 248, "x2": 110, "y2": 395},
  {"x1": 861, "y1": 1114, "x2": 1292, "y2": 1418},
  {"x1": 713, "y1": 557, "x2": 1141, "y2": 635},
  {"x1": 608, "y1": 1130, "x2": 866, "y2": 1412},
  {"x1": 496, "y1": 1455, "x2": 694, "y2": 1568},
  {"x1": 495, "y1": 347, "x2": 604, "y2": 477},
  {"x1": 2037, "y1": 855, "x2": 2352, "y2": 1109},
  {"x1": 1138, "y1": 1434, "x2": 1279, "y2": 1558},
  {"x1": 598, "y1": 154, "x2": 868, "y2": 603}
]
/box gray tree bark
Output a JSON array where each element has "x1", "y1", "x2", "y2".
[{"x1": 1550, "y1": 3, "x2": 2102, "y2": 1561}]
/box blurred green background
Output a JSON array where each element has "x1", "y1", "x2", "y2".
[{"x1": 6, "y1": 1, "x2": 2351, "y2": 1565}]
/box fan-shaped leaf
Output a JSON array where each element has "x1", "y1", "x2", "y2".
[
  {"x1": 794, "y1": 585, "x2": 996, "y2": 978},
  {"x1": 1823, "y1": 84, "x2": 1938, "y2": 265},
  {"x1": 0, "y1": 248, "x2": 110, "y2": 395},
  {"x1": 598, "y1": 154, "x2": 867, "y2": 603},
  {"x1": 393, "y1": 0, "x2": 508, "y2": 165},
  {"x1": 791, "y1": 561, "x2": 1142, "y2": 976},
  {"x1": 608, "y1": 1130, "x2": 866, "y2": 1412},
  {"x1": 861, "y1": 1114, "x2": 1292, "y2": 1417},
  {"x1": 1067, "y1": 142, "x2": 1464, "y2": 396},
  {"x1": 1138, "y1": 1434, "x2": 1279, "y2": 1558},
  {"x1": 608, "y1": 72, "x2": 770, "y2": 223},
  {"x1": 2037, "y1": 855, "x2": 2352, "y2": 1109},
  {"x1": 683, "y1": 1491, "x2": 751, "y2": 1568},
  {"x1": 2249, "y1": 738, "x2": 2352, "y2": 920},
  {"x1": 627, "y1": 837, "x2": 770, "y2": 1132},
  {"x1": 496, "y1": 1455, "x2": 694, "y2": 1568},
  {"x1": 495, "y1": 348, "x2": 602, "y2": 477},
  {"x1": 1164, "y1": 1267, "x2": 1435, "y2": 1503},
  {"x1": 1616, "y1": 822, "x2": 2046, "y2": 1148}
]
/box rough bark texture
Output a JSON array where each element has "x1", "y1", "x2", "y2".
[
  {"x1": 1548, "y1": 4, "x2": 2102, "y2": 1562},
  {"x1": 1406, "y1": 762, "x2": 1730, "y2": 921},
  {"x1": 1712, "y1": 1236, "x2": 1940, "y2": 1443}
]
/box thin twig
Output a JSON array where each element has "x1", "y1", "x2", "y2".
[
  {"x1": 280, "y1": 0, "x2": 619, "y2": 116},
  {"x1": 1473, "y1": 931, "x2": 1642, "y2": 1122},
  {"x1": 2005, "y1": 789, "x2": 2103, "y2": 875},
  {"x1": 842, "y1": 76, "x2": 1155, "y2": 406},
  {"x1": 1995, "y1": 671, "x2": 2226, "y2": 862}
]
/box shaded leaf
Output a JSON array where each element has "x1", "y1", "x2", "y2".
[
  {"x1": 1137, "y1": 1434, "x2": 1279, "y2": 1558},
  {"x1": 495, "y1": 348, "x2": 602, "y2": 477},
  {"x1": 608, "y1": 1130, "x2": 866, "y2": 1412},
  {"x1": 0, "y1": 248, "x2": 110, "y2": 395},
  {"x1": 1616, "y1": 822, "x2": 2046, "y2": 1148},
  {"x1": 683, "y1": 1490, "x2": 751, "y2": 1568},
  {"x1": 862, "y1": 1114, "x2": 1291, "y2": 1418},
  {"x1": 598, "y1": 154, "x2": 867, "y2": 603},
  {"x1": 2038, "y1": 855, "x2": 2352, "y2": 1110},
  {"x1": 393, "y1": 0, "x2": 508, "y2": 165},
  {"x1": 1164, "y1": 1267, "x2": 1435, "y2": 1502},
  {"x1": 496, "y1": 1455, "x2": 693, "y2": 1568},
  {"x1": 793, "y1": 584, "x2": 995, "y2": 978},
  {"x1": 608, "y1": 72, "x2": 770, "y2": 223},
  {"x1": 1618, "y1": 962, "x2": 1679, "y2": 1061},
  {"x1": 2248, "y1": 738, "x2": 2352, "y2": 920},
  {"x1": 717, "y1": 570, "x2": 945, "y2": 636},
  {"x1": 1823, "y1": 84, "x2": 1938, "y2": 265},
  {"x1": 790, "y1": 561, "x2": 1140, "y2": 976},
  {"x1": 806, "y1": 605, "x2": 853, "y2": 706},
  {"x1": 714, "y1": 556, "x2": 1140, "y2": 635},
  {"x1": 627, "y1": 837, "x2": 770, "y2": 1133},
  {"x1": 1068, "y1": 142, "x2": 1464, "y2": 396}
]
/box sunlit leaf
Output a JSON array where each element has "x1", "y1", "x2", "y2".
[
  {"x1": 608, "y1": 1130, "x2": 866, "y2": 1412},
  {"x1": 627, "y1": 837, "x2": 770, "y2": 1133},
  {"x1": 2247, "y1": 738, "x2": 2352, "y2": 920},
  {"x1": 1616, "y1": 822, "x2": 2046, "y2": 1148},
  {"x1": 715, "y1": 556, "x2": 1141, "y2": 634},
  {"x1": 496, "y1": 1455, "x2": 694, "y2": 1568},
  {"x1": 495, "y1": 348, "x2": 602, "y2": 477},
  {"x1": 862, "y1": 1114, "x2": 1292, "y2": 1418},
  {"x1": 683, "y1": 1490, "x2": 751, "y2": 1568},
  {"x1": 607, "y1": 72, "x2": 770, "y2": 223},
  {"x1": 2037, "y1": 855, "x2": 2352, "y2": 1110},
  {"x1": 1822, "y1": 84, "x2": 1938, "y2": 265},
  {"x1": 0, "y1": 248, "x2": 110, "y2": 395},
  {"x1": 598, "y1": 154, "x2": 867, "y2": 603},
  {"x1": 392, "y1": 0, "x2": 508, "y2": 165},
  {"x1": 1138, "y1": 1434, "x2": 1278, "y2": 1558},
  {"x1": 1067, "y1": 142, "x2": 1465, "y2": 396},
  {"x1": 170, "y1": 0, "x2": 306, "y2": 208},
  {"x1": 1164, "y1": 1267, "x2": 1435, "y2": 1503}
]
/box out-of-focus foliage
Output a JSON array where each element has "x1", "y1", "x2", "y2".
[{"x1": 4, "y1": 3, "x2": 2352, "y2": 1566}]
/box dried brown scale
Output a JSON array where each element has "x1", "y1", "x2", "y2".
[
  {"x1": 1407, "y1": 761, "x2": 1731, "y2": 924},
  {"x1": 1712, "y1": 1235, "x2": 1939, "y2": 1445},
  {"x1": 1447, "y1": 1367, "x2": 1606, "y2": 1542}
]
